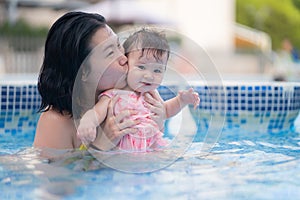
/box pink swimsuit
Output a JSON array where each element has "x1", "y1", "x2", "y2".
[{"x1": 100, "y1": 90, "x2": 168, "y2": 152}]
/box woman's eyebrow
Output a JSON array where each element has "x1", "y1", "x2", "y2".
[{"x1": 103, "y1": 44, "x2": 114, "y2": 52}]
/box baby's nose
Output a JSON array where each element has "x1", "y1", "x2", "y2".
[{"x1": 143, "y1": 72, "x2": 154, "y2": 80}]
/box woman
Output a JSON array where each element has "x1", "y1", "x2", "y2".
[{"x1": 34, "y1": 12, "x2": 165, "y2": 150}]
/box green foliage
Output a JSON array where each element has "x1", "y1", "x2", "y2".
[
  {"x1": 0, "y1": 19, "x2": 48, "y2": 37},
  {"x1": 292, "y1": 0, "x2": 300, "y2": 10},
  {"x1": 236, "y1": 0, "x2": 300, "y2": 50},
  {"x1": 0, "y1": 19, "x2": 48, "y2": 51}
]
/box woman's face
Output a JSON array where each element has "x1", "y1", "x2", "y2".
[{"x1": 89, "y1": 25, "x2": 128, "y2": 92}]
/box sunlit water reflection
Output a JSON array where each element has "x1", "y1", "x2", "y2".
[{"x1": 1, "y1": 127, "x2": 299, "y2": 200}]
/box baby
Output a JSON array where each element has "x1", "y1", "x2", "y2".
[{"x1": 77, "y1": 28, "x2": 200, "y2": 152}]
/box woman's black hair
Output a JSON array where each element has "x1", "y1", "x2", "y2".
[{"x1": 38, "y1": 12, "x2": 106, "y2": 116}]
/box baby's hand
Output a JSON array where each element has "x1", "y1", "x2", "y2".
[
  {"x1": 77, "y1": 124, "x2": 97, "y2": 146},
  {"x1": 77, "y1": 109, "x2": 99, "y2": 145},
  {"x1": 179, "y1": 88, "x2": 200, "y2": 109}
]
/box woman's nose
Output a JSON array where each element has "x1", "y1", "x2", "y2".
[{"x1": 119, "y1": 54, "x2": 128, "y2": 66}]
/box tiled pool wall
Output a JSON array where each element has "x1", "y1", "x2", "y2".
[
  {"x1": 1, "y1": 80, "x2": 300, "y2": 135},
  {"x1": 0, "y1": 81, "x2": 41, "y2": 134},
  {"x1": 189, "y1": 82, "x2": 300, "y2": 134}
]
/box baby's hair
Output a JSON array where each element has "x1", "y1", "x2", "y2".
[{"x1": 123, "y1": 28, "x2": 170, "y2": 63}]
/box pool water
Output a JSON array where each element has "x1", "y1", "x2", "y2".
[
  {"x1": 0, "y1": 117, "x2": 300, "y2": 200},
  {"x1": 1, "y1": 80, "x2": 300, "y2": 199}
]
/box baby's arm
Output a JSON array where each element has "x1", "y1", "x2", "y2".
[
  {"x1": 77, "y1": 96, "x2": 111, "y2": 145},
  {"x1": 164, "y1": 88, "x2": 200, "y2": 118}
]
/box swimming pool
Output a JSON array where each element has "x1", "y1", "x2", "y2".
[{"x1": 0, "y1": 75, "x2": 300, "y2": 199}]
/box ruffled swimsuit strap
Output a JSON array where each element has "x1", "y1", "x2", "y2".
[{"x1": 98, "y1": 90, "x2": 116, "y2": 99}]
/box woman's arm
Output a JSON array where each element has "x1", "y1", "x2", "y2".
[{"x1": 34, "y1": 109, "x2": 79, "y2": 149}]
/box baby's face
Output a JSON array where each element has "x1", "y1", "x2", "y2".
[{"x1": 126, "y1": 50, "x2": 168, "y2": 93}]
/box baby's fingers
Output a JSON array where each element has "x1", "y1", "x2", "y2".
[
  {"x1": 88, "y1": 128, "x2": 97, "y2": 142},
  {"x1": 193, "y1": 94, "x2": 200, "y2": 109},
  {"x1": 78, "y1": 128, "x2": 96, "y2": 145},
  {"x1": 188, "y1": 88, "x2": 194, "y2": 93},
  {"x1": 78, "y1": 134, "x2": 89, "y2": 146}
]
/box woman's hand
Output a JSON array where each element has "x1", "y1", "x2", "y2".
[
  {"x1": 91, "y1": 95, "x2": 138, "y2": 151},
  {"x1": 143, "y1": 90, "x2": 166, "y2": 131}
]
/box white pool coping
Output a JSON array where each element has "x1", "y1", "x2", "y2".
[
  {"x1": 0, "y1": 73, "x2": 38, "y2": 85},
  {"x1": 0, "y1": 73, "x2": 300, "y2": 87}
]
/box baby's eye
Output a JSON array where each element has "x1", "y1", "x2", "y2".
[
  {"x1": 154, "y1": 69, "x2": 162, "y2": 73},
  {"x1": 138, "y1": 65, "x2": 146, "y2": 70}
]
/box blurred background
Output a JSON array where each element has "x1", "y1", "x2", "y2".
[{"x1": 0, "y1": 0, "x2": 300, "y2": 81}]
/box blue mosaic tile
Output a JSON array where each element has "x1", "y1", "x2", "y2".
[
  {"x1": 1, "y1": 81, "x2": 300, "y2": 135},
  {"x1": 189, "y1": 83, "x2": 300, "y2": 134},
  {"x1": 0, "y1": 85, "x2": 41, "y2": 113},
  {"x1": 157, "y1": 85, "x2": 178, "y2": 101}
]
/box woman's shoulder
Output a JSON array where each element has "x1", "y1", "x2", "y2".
[
  {"x1": 34, "y1": 109, "x2": 78, "y2": 149},
  {"x1": 40, "y1": 109, "x2": 71, "y2": 121},
  {"x1": 38, "y1": 109, "x2": 76, "y2": 134}
]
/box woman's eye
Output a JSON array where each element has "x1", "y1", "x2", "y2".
[
  {"x1": 107, "y1": 51, "x2": 114, "y2": 57},
  {"x1": 154, "y1": 69, "x2": 162, "y2": 73},
  {"x1": 117, "y1": 43, "x2": 122, "y2": 49},
  {"x1": 138, "y1": 65, "x2": 145, "y2": 70},
  {"x1": 117, "y1": 39, "x2": 122, "y2": 49}
]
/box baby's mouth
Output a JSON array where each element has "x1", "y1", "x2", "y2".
[{"x1": 141, "y1": 82, "x2": 152, "y2": 86}]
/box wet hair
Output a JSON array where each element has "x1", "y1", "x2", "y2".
[
  {"x1": 123, "y1": 28, "x2": 170, "y2": 63},
  {"x1": 38, "y1": 12, "x2": 106, "y2": 116}
]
